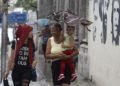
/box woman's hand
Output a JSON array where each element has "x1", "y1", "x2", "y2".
[
  {"x1": 63, "y1": 54, "x2": 72, "y2": 60},
  {"x1": 32, "y1": 60, "x2": 37, "y2": 69},
  {"x1": 56, "y1": 52, "x2": 72, "y2": 60},
  {"x1": 4, "y1": 71, "x2": 9, "y2": 80},
  {"x1": 32, "y1": 63, "x2": 36, "y2": 69},
  {"x1": 59, "y1": 53, "x2": 72, "y2": 60},
  {"x1": 57, "y1": 52, "x2": 67, "y2": 58}
]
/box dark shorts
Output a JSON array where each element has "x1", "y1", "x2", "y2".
[
  {"x1": 51, "y1": 60, "x2": 71, "y2": 86},
  {"x1": 12, "y1": 65, "x2": 32, "y2": 83}
]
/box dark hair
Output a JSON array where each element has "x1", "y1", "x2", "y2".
[
  {"x1": 45, "y1": 25, "x2": 49, "y2": 28},
  {"x1": 53, "y1": 23, "x2": 62, "y2": 31},
  {"x1": 67, "y1": 25, "x2": 75, "y2": 28}
]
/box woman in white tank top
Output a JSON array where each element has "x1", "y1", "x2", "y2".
[{"x1": 46, "y1": 23, "x2": 78, "y2": 86}]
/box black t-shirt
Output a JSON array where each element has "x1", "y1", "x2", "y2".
[{"x1": 11, "y1": 40, "x2": 35, "y2": 67}]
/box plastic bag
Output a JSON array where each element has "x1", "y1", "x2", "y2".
[
  {"x1": 36, "y1": 55, "x2": 52, "y2": 81},
  {"x1": 35, "y1": 36, "x2": 43, "y2": 55},
  {"x1": 36, "y1": 54, "x2": 46, "y2": 81},
  {"x1": 44, "y1": 62, "x2": 52, "y2": 81}
]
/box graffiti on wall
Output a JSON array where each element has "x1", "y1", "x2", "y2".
[
  {"x1": 99, "y1": 0, "x2": 110, "y2": 44},
  {"x1": 111, "y1": 0, "x2": 120, "y2": 45},
  {"x1": 93, "y1": 0, "x2": 120, "y2": 45},
  {"x1": 93, "y1": 0, "x2": 98, "y2": 41}
]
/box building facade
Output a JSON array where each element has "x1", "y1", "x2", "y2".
[
  {"x1": 88, "y1": 0, "x2": 120, "y2": 86},
  {"x1": 37, "y1": 0, "x2": 120, "y2": 86}
]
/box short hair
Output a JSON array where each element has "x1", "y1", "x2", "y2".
[{"x1": 52, "y1": 23, "x2": 63, "y2": 31}]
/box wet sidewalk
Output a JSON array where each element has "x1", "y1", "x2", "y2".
[
  {"x1": 0, "y1": 54, "x2": 95, "y2": 86},
  {"x1": 29, "y1": 54, "x2": 94, "y2": 86},
  {"x1": 0, "y1": 74, "x2": 93, "y2": 86},
  {"x1": 29, "y1": 78, "x2": 94, "y2": 86}
]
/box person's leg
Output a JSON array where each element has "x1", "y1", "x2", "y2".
[
  {"x1": 12, "y1": 80, "x2": 21, "y2": 86},
  {"x1": 58, "y1": 60, "x2": 66, "y2": 80},
  {"x1": 60, "y1": 60, "x2": 66, "y2": 74},
  {"x1": 21, "y1": 68, "x2": 32, "y2": 86},
  {"x1": 12, "y1": 68, "x2": 21, "y2": 86},
  {"x1": 62, "y1": 83, "x2": 70, "y2": 86},
  {"x1": 52, "y1": 60, "x2": 62, "y2": 86},
  {"x1": 67, "y1": 59, "x2": 75, "y2": 74},
  {"x1": 22, "y1": 79, "x2": 30, "y2": 86},
  {"x1": 67, "y1": 59, "x2": 77, "y2": 82},
  {"x1": 61, "y1": 64, "x2": 71, "y2": 85}
]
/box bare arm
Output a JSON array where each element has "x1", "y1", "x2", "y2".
[
  {"x1": 32, "y1": 57, "x2": 37, "y2": 69},
  {"x1": 7, "y1": 49, "x2": 15, "y2": 71},
  {"x1": 4, "y1": 49, "x2": 15, "y2": 79},
  {"x1": 32, "y1": 41, "x2": 38, "y2": 68}
]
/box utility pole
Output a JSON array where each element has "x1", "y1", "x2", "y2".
[{"x1": 0, "y1": 0, "x2": 8, "y2": 82}]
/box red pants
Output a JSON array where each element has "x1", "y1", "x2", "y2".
[{"x1": 60, "y1": 50, "x2": 75, "y2": 74}]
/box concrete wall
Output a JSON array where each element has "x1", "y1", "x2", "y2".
[
  {"x1": 37, "y1": 0, "x2": 87, "y2": 41},
  {"x1": 88, "y1": 0, "x2": 120, "y2": 86},
  {"x1": 37, "y1": 0, "x2": 55, "y2": 18}
]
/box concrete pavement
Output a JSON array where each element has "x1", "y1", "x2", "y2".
[
  {"x1": 29, "y1": 54, "x2": 95, "y2": 86},
  {"x1": 29, "y1": 78, "x2": 94, "y2": 86},
  {"x1": 0, "y1": 54, "x2": 95, "y2": 86}
]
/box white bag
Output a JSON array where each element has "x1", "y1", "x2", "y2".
[{"x1": 36, "y1": 55, "x2": 52, "y2": 81}]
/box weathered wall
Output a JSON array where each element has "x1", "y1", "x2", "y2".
[
  {"x1": 88, "y1": 0, "x2": 120, "y2": 86},
  {"x1": 37, "y1": 0, "x2": 55, "y2": 18},
  {"x1": 37, "y1": 0, "x2": 87, "y2": 41}
]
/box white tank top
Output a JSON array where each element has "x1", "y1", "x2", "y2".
[{"x1": 50, "y1": 37, "x2": 63, "y2": 53}]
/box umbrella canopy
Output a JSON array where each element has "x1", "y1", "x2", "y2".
[
  {"x1": 35, "y1": 19, "x2": 49, "y2": 27},
  {"x1": 64, "y1": 11, "x2": 80, "y2": 26}
]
